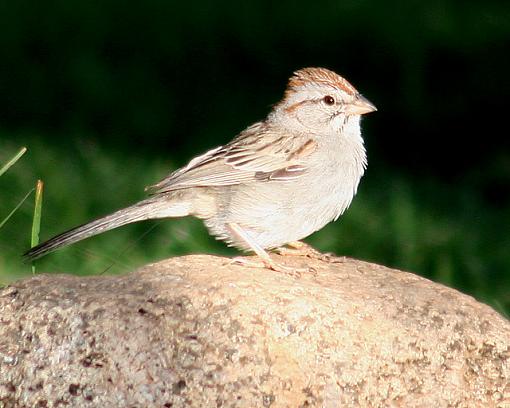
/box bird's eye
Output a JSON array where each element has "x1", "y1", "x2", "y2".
[{"x1": 323, "y1": 95, "x2": 335, "y2": 106}]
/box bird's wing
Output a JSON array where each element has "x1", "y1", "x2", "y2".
[{"x1": 146, "y1": 122, "x2": 317, "y2": 194}]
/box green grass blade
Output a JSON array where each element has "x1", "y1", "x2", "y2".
[
  {"x1": 31, "y1": 180, "x2": 44, "y2": 274},
  {"x1": 0, "y1": 188, "x2": 34, "y2": 230},
  {"x1": 31, "y1": 180, "x2": 44, "y2": 247},
  {"x1": 0, "y1": 147, "x2": 27, "y2": 177}
]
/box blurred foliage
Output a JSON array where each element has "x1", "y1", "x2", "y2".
[{"x1": 0, "y1": 1, "x2": 509, "y2": 315}]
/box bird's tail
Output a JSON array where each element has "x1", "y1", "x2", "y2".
[{"x1": 23, "y1": 197, "x2": 191, "y2": 261}]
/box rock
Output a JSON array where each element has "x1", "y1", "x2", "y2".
[{"x1": 0, "y1": 254, "x2": 509, "y2": 407}]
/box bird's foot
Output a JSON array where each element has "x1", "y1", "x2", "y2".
[
  {"x1": 275, "y1": 241, "x2": 332, "y2": 262},
  {"x1": 229, "y1": 256, "x2": 315, "y2": 278}
]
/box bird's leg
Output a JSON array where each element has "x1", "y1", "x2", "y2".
[{"x1": 226, "y1": 223, "x2": 303, "y2": 276}]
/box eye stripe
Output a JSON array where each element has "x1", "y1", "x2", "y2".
[{"x1": 284, "y1": 100, "x2": 308, "y2": 113}]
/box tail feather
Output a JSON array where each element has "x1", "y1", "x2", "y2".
[{"x1": 23, "y1": 198, "x2": 190, "y2": 261}]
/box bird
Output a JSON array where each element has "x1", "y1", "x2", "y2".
[{"x1": 24, "y1": 67, "x2": 376, "y2": 271}]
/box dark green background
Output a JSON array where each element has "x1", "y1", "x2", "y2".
[{"x1": 1, "y1": 1, "x2": 509, "y2": 314}]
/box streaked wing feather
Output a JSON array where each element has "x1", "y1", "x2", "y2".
[{"x1": 146, "y1": 123, "x2": 316, "y2": 194}]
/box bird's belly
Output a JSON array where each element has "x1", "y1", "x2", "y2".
[{"x1": 205, "y1": 172, "x2": 358, "y2": 250}]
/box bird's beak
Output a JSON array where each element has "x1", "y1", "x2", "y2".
[{"x1": 345, "y1": 94, "x2": 377, "y2": 115}]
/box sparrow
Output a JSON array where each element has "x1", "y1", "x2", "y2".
[{"x1": 24, "y1": 67, "x2": 376, "y2": 271}]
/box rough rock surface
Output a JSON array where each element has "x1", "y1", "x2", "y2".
[{"x1": 0, "y1": 254, "x2": 509, "y2": 407}]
